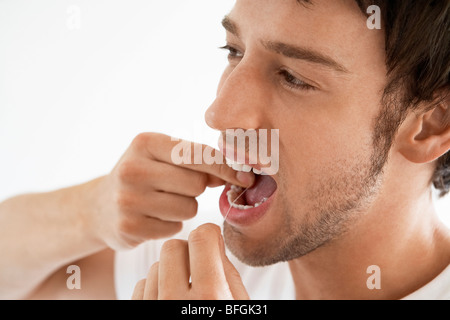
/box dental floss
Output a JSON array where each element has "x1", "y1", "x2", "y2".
[{"x1": 224, "y1": 187, "x2": 249, "y2": 221}]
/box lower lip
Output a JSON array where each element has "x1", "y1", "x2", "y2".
[{"x1": 219, "y1": 184, "x2": 276, "y2": 227}]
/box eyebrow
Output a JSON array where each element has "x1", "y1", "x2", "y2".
[
  {"x1": 221, "y1": 16, "x2": 240, "y2": 37},
  {"x1": 221, "y1": 15, "x2": 349, "y2": 73}
]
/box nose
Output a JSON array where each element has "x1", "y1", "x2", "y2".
[{"x1": 205, "y1": 62, "x2": 270, "y2": 131}]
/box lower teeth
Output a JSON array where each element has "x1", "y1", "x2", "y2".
[{"x1": 227, "y1": 185, "x2": 268, "y2": 210}]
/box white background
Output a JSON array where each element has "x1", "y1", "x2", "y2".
[{"x1": 0, "y1": 0, "x2": 448, "y2": 226}]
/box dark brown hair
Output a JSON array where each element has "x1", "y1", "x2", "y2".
[
  {"x1": 356, "y1": 0, "x2": 450, "y2": 196},
  {"x1": 300, "y1": 0, "x2": 450, "y2": 196}
]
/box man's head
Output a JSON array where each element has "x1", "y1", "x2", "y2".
[{"x1": 205, "y1": 0, "x2": 449, "y2": 266}]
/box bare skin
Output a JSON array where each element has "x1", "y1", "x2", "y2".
[
  {"x1": 135, "y1": 0, "x2": 450, "y2": 300},
  {"x1": 0, "y1": 134, "x2": 254, "y2": 299},
  {"x1": 1, "y1": 0, "x2": 449, "y2": 300}
]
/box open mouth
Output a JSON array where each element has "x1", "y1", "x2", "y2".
[
  {"x1": 226, "y1": 173, "x2": 278, "y2": 209},
  {"x1": 219, "y1": 160, "x2": 278, "y2": 226}
]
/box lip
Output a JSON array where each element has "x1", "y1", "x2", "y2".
[{"x1": 219, "y1": 183, "x2": 277, "y2": 227}]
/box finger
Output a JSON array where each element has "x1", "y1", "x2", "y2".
[
  {"x1": 206, "y1": 175, "x2": 227, "y2": 188},
  {"x1": 159, "y1": 240, "x2": 190, "y2": 299},
  {"x1": 145, "y1": 162, "x2": 211, "y2": 197},
  {"x1": 219, "y1": 237, "x2": 250, "y2": 300},
  {"x1": 119, "y1": 159, "x2": 211, "y2": 197},
  {"x1": 119, "y1": 216, "x2": 182, "y2": 241},
  {"x1": 175, "y1": 143, "x2": 255, "y2": 188},
  {"x1": 134, "y1": 133, "x2": 254, "y2": 188},
  {"x1": 147, "y1": 192, "x2": 198, "y2": 221},
  {"x1": 188, "y1": 224, "x2": 228, "y2": 292},
  {"x1": 131, "y1": 279, "x2": 146, "y2": 300},
  {"x1": 125, "y1": 190, "x2": 199, "y2": 222},
  {"x1": 143, "y1": 262, "x2": 159, "y2": 300}
]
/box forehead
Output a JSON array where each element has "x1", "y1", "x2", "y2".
[{"x1": 228, "y1": 0, "x2": 385, "y2": 71}]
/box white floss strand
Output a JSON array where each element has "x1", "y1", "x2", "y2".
[{"x1": 224, "y1": 187, "x2": 249, "y2": 221}]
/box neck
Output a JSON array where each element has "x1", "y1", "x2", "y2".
[{"x1": 288, "y1": 164, "x2": 450, "y2": 300}]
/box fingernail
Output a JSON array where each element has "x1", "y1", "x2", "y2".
[{"x1": 236, "y1": 171, "x2": 255, "y2": 187}]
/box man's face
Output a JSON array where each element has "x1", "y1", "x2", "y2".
[{"x1": 205, "y1": 0, "x2": 388, "y2": 266}]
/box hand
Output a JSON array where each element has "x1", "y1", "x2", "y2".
[
  {"x1": 87, "y1": 133, "x2": 254, "y2": 250},
  {"x1": 131, "y1": 223, "x2": 249, "y2": 300}
]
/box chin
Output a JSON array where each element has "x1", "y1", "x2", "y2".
[{"x1": 222, "y1": 221, "x2": 291, "y2": 267}]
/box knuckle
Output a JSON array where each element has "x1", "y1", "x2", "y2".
[
  {"x1": 132, "y1": 132, "x2": 152, "y2": 148},
  {"x1": 115, "y1": 191, "x2": 135, "y2": 213},
  {"x1": 117, "y1": 210, "x2": 142, "y2": 236},
  {"x1": 117, "y1": 160, "x2": 140, "y2": 183},
  {"x1": 132, "y1": 132, "x2": 164, "y2": 157}
]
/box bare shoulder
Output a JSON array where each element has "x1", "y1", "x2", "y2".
[{"x1": 27, "y1": 249, "x2": 116, "y2": 300}]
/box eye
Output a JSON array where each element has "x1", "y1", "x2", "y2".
[
  {"x1": 279, "y1": 70, "x2": 316, "y2": 91},
  {"x1": 219, "y1": 45, "x2": 244, "y2": 61}
]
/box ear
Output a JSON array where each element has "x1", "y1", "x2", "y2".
[{"x1": 397, "y1": 93, "x2": 450, "y2": 164}]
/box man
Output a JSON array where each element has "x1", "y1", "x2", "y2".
[{"x1": 0, "y1": 0, "x2": 449, "y2": 300}]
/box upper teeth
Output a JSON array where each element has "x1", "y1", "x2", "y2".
[{"x1": 226, "y1": 159, "x2": 262, "y2": 175}]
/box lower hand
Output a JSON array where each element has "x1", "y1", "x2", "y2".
[{"x1": 131, "y1": 223, "x2": 249, "y2": 300}]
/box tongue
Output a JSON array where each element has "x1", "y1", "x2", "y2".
[{"x1": 244, "y1": 174, "x2": 277, "y2": 206}]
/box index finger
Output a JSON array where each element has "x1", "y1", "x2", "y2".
[
  {"x1": 187, "y1": 224, "x2": 231, "y2": 297},
  {"x1": 135, "y1": 133, "x2": 255, "y2": 188}
]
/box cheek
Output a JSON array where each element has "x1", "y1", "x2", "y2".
[
  {"x1": 279, "y1": 111, "x2": 375, "y2": 192},
  {"x1": 281, "y1": 93, "x2": 376, "y2": 168}
]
